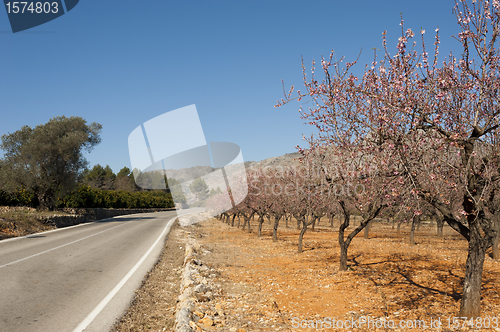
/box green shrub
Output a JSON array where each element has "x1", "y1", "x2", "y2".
[
  {"x1": 0, "y1": 188, "x2": 37, "y2": 207},
  {"x1": 57, "y1": 185, "x2": 174, "y2": 209}
]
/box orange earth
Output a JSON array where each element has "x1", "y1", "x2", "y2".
[{"x1": 187, "y1": 216, "x2": 500, "y2": 331}]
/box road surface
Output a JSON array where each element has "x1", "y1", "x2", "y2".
[{"x1": 0, "y1": 208, "x2": 202, "y2": 332}]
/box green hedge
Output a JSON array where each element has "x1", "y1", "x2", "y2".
[
  {"x1": 57, "y1": 185, "x2": 174, "y2": 209},
  {"x1": 0, "y1": 188, "x2": 38, "y2": 207}
]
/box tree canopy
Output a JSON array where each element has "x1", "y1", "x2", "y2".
[
  {"x1": 81, "y1": 164, "x2": 116, "y2": 190},
  {"x1": 190, "y1": 177, "x2": 209, "y2": 202},
  {"x1": 0, "y1": 116, "x2": 102, "y2": 210}
]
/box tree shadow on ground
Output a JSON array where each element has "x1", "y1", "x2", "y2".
[{"x1": 347, "y1": 253, "x2": 470, "y2": 308}]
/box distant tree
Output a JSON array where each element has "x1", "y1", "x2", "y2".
[
  {"x1": 134, "y1": 170, "x2": 166, "y2": 191},
  {"x1": 0, "y1": 116, "x2": 101, "y2": 210},
  {"x1": 116, "y1": 166, "x2": 131, "y2": 179},
  {"x1": 81, "y1": 164, "x2": 116, "y2": 190},
  {"x1": 165, "y1": 178, "x2": 181, "y2": 192},
  {"x1": 163, "y1": 177, "x2": 185, "y2": 205},
  {"x1": 189, "y1": 177, "x2": 209, "y2": 201},
  {"x1": 208, "y1": 186, "x2": 222, "y2": 198},
  {"x1": 128, "y1": 168, "x2": 188, "y2": 205},
  {"x1": 114, "y1": 166, "x2": 137, "y2": 192}
]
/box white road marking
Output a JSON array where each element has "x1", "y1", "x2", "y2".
[
  {"x1": 0, "y1": 220, "x2": 92, "y2": 244},
  {"x1": 0, "y1": 212, "x2": 170, "y2": 244},
  {"x1": 0, "y1": 219, "x2": 136, "y2": 269},
  {"x1": 72, "y1": 215, "x2": 179, "y2": 332}
]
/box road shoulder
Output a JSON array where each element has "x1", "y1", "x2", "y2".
[{"x1": 112, "y1": 220, "x2": 186, "y2": 331}]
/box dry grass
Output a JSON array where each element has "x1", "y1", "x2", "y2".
[{"x1": 0, "y1": 206, "x2": 69, "y2": 238}]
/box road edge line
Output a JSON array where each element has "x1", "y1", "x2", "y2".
[
  {"x1": 0, "y1": 219, "x2": 138, "y2": 269},
  {"x1": 72, "y1": 211, "x2": 201, "y2": 332},
  {"x1": 0, "y1": 211, "x2": 172, "y2": 244}
]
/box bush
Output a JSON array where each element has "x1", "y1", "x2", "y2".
[
  {"x1": 57, "y1": 185, "x2": 174, "y2": 209},
  {"x1": 0, "y1": 188, "x2": 38, "y2": 207}
]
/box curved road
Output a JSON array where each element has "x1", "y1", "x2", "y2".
[{"x1": 0, "y1": 208, "x2": 202, "y2": 332}]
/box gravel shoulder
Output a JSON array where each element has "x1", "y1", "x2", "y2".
[{"x1": 112, "y1": 221, "x2": 186, "y2": 332}]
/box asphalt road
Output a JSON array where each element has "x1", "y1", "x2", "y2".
[{"x1": 0, "y1": 208, "x2": 202, "y2": 332}]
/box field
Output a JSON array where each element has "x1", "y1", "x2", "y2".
[{"x1": 183, "y1": 216, "x2": 500, "y2": 331}]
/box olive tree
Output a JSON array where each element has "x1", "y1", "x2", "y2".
[{"x1": 0, "y1": 116, "x2": 102, "y2": 210}]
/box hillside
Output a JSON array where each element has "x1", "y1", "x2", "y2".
[{"x1": 244, "y1": 152, "x2": 302, "y2": 169}]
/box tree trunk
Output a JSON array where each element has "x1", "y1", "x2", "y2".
[
  {"x1": 237, "y1": 214, "x2": 241, "y2": 228},
  {"x1": 436, "y1": 216, "x2": 444, "y2": 237},
  {"x1": 364, "y1": 220, "x2": 372, "y2": 239},
  {"x1": 330, "y1": 213, "x2": 334, "y2": 228},
  {"x1": 337, "y1": 201, "x2": 384, "y2": 271},
  {"x1": 247, "y1": 214, "x2": 252, "y2": 232},
  {"x1": 397, "y1": 220, "x2": 403, "y2": 235},
  {"x1": 392, "y1": 217, "x2": 395, "y2": 230},
  {"x1": 410, "y1": 216, "x2": 419, "y2": 246},
  {"x1": 311, "y1": 216, "x2": 316, "y2": 232},
  {"x1": 298, "y1": 219, "x2": 307, "y2": 253},
  {"x1": 231, "y1": 214, "x2": 236, "y2": 227},
  {"x1": 258, "y1": 215, "x2": 264, "y2": 237},
  {"x1": 338, "y1": 206, "x2": 350, "y2": 271},
  {"x1": 339, "y1": 243, "x2": 348, "y2": 271},
  {"x1": 492, "y1": 234, "x2": 499, "y2": 260},
  {"x1": 242, "y1": 213, "x2": 253, "y2": 232},
  {"x1": 272, "y1": 214, "x2": 281, "y2": 242},
  {"x1": 492, "y1": 218, "x2": 500, "y2": 260},
  {"x1": 459, "y1": 232, "x2": 487, "y2": 318},
  {"x1": 285, "y1": 214, "x2": 289, "y2": 228},
  {"x1": 38, "y1": 191, "x2": 55, "y2": 211}
]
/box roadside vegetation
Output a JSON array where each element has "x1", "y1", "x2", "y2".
[
  {"x1": 0, "y1": 206, "x2": 71, "y2": 238},
  {"x1": 0, "y1": 116, "x2": 178, "y2": 211}
]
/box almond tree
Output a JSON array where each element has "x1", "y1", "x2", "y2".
[
  {"x1": 247, "y1": 169, "x2": 273, "y2": 237},
  {"x1": 280, "y1": 164, "x2": 323, "y2": 253},
  {"x1": 278, "y1": 0, "x2": 500, "y2": 317},
  {"x1": 302, "y1": 145, "x2": 400, "y2": 271},
  {"x1": 256, "y1": 167, "x2": 288, "y2": 242}
]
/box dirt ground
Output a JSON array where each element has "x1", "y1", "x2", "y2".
[
  {"x1": 117, "y1": 215, "x2": 500, "y2": 331},
  {"x1": 0, "y1": 207, "x2": 58, "y2": 239},
  {"x1": 193, "y1": 218, "x2": 500, "y2": 331}
]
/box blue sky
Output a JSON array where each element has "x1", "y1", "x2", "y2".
[{"x1": 0, "y1": 0, "x2": 463, "y2": 173}]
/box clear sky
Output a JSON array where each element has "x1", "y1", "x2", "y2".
[{"x1": 0, "y1": 0, "x2": 464, "y2": 173}]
